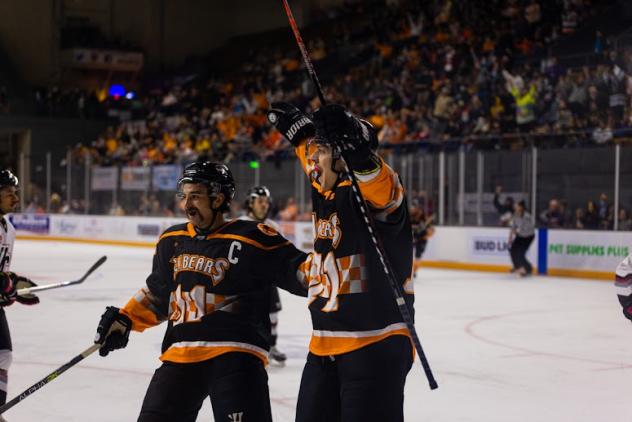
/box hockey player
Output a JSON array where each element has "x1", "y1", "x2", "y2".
[
  {"x1": 0, "y1": 169, "x2": 39, "y2": 417},
  {"x1": 240, "y1": 186, "x2": 287, "y2": 366},
  {"x1": 508, "y1": 200, "x2": 535, "y2": 276},
  {"x1": 615, "y1": 253, "x2": 632, "y2": 321},
  {"x1": 410, "y1": 201, "x2": 434, "y2": 261},
  {"x1": 94, "y1": 162, "x2": 309, "y2": 422},
  {"x1": 268, "y1": 104, "x2": 415, "y2": 422}
]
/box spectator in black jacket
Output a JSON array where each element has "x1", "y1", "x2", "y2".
[
  {"x1": 494, "y1": 185, "x2": 514, "y2": 226},
  {"x1": 584, "y1": 200, "x2": 600, "y2": 229},
  {"x1": 539, "y1": 199, "x2": 565, "y2": 228}
]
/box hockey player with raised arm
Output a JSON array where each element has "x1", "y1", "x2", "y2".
[
  {"x1": 240, "y1": 186, "x2": 287, "y2": 366},
  {"x1": 0, "y1": 170, "x2": 39, "y2": 419},
  {"x1": 268, "y1": 104, "x2": 415, "y2": 422},
  {"x1": 93, "y1": 161, "x2": 309, "y2": 422}
]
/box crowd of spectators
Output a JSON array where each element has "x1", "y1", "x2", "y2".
[
  {"x1": 17, "y1": 0, "x2": 632, "y2": 225},
  {"x1": 494, "y1": 185, "x2": 632, "y2": 230},
  {"x1": 33, "y1": 86, "x2": 107, "y2": 119},
  {"x1": 65, "y1": 0, "x2": 631, "y2": 167},
  {"x1": 537, "y1": 193, "x2": 632, "y2": 230}
]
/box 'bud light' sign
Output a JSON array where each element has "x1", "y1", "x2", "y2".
[{"x1": 471, "y1": 236, "x2": 510, "y2": 256}]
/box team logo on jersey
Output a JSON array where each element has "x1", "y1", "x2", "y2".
[
  {"x1": 315, "y1": 213, "x2": 342, "y2": 249},
  {"x1": 257, "y1": 223, "x2": 278, "y2": 236},
  {"x1": 173, "y1": 254, "x2": 230, "y2": 286}
]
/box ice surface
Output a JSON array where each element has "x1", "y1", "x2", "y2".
[{"x1": 3, "y1": 240, "x2": 631, "y2": 421}]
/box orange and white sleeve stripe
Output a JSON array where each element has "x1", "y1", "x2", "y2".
[{"x1": 120, "y1": 287, "x2": 167, "y2": 332}]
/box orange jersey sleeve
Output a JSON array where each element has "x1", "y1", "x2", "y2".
[
  {"x1": 121, "y1": 287, "x2": 167, "y2": 332},
  {"x1": 355, "y1": 158, "x2": 404, "y2": 216}
]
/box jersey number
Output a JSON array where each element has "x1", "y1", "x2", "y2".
[
  {"x1": 170, "y1": 285, "x2": 205, "y2": 326},
  {"x1": 310, "y1": 252, "x2": 341, "y2": 313}
]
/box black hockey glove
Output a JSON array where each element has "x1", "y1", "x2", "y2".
[
  {"x1": 0, "y1": 272, "x2": 18, "y2": 306},
  {"x1": 15, "y1": 276, "x2": 39, "y2": 305},
  {"x1": 619, "y1": 294, "x2": 632, "y2": 321},
  {"x1": 267, "y1": 102, "x2": 315, "y2": 147},
  {"x1": 312, "y1": 104, "x2": 379, "y2": 170},
  {"x1": 95, "y1": 306, "x2": 132, "y2": 357}
]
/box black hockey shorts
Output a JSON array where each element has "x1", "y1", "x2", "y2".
[
  {"x1": 296, "y1": 334, "x2": 413, "y2": 422},
  {"x1": 137, "y1": 352, "x2": 272, "y2": 422}
]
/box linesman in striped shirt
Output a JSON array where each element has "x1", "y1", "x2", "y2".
[{"x1": 509, "y1": 200, "x2": 535, "y2": 276}]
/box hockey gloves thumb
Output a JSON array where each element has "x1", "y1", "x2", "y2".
[
  {"x1": 95, "y1": 306, "x2": 132, "y2": 357},
  {"x1": 0, "y1": 272, "x2": 18, "y2": 306},
  {"x1": 267, "y1": 102, "x2": 315, "y2": 147},
  {"x1": 15, "y1": 277, "x2": 39, "y2": 305}
]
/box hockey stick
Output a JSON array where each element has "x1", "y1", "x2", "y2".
[
  {"x1": 281, "y1": 0, "x2": 438, "y2": 390},
  {"x1": 17, "y1": 256, "x2": 107, "y2": 296},
  {"x1": 0, "y1": 343, "x2": 101, "y2": 415}
]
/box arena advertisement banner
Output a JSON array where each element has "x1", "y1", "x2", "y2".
[
  {"x1": 461, "y1": 192, "x2": 529, "y2": 214},
  {"x1": 12, "y1": 213, "x2": 625, "y2": 279},
  {"x1": 91, "y1": 167, "x2": 118, "y2": 191},
  {"x1": 8, "y1": 214, "x2": 50, "y2": 234},
  {"x1": 121, "y1": 167, "x2": 151, "y2": 191},
  {"x1": 38, "y1": 215, "x2": 185, "y2": 243},
  {"x1": 152, "y1": 165, "x2": 182, "y2": 191},
  {"x1": 422, "y1": 226, "x2": 538, "y2": 269},
  {"x1": 546, "y1": 229, "x2": 630, "y2": 274}
]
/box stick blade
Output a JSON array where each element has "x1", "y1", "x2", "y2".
[{"x1": 82, "y1": 256, "x2": 107, "y2": 281}]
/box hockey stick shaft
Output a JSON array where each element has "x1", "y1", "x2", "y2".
[
  {"x1": 0, "y1": 343, "x2": 101, "y2": 414},
  {"x1": 17, "y1": 255, "x2": 107, "y2": 295},
  {"x1": 281, "y1": 0, "x2": 327, "y2": 105},
  {"x1": 281, "y1": 0, "x2": 437, "y2": 390}
]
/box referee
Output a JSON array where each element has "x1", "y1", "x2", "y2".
[{"x1": 509, "y1": 200, "x2": 535, "y2": 276}]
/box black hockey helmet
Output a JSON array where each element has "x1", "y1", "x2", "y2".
[
  {"x1": 247, "y1": 186, "x2": 271, "y2": 202},
  {"x1": 0, "y1": 169, "x2": 19, "y2": 190},
  {"x1": 245, "y1": 185, "x2": 272, "y2": 212},
  {"x1": 178, "y1": 161, "x2": 235, "y2": 212}
]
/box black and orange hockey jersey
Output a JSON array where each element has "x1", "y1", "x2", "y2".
[
  {"x1": 296, "y1": 143, "x2": 414, "y2": 357},
  {"x1": 120, "y1": 219, "x2": 308, "y2": 365}
]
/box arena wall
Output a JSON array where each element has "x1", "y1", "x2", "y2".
[{"x1": 10, "y1": 214, "x2": 623, "y2": 280}]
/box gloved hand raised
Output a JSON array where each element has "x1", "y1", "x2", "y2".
[
  {"x1": 312, "y1": 104, "x2": 378, "y2": 168},
  {"x1": 267, "y1": 102, "x2": 315, "y2": 147}
]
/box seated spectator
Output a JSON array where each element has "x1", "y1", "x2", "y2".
[
  {"x1": 583, "y1": 200, "x2": 599, "y2": 230},
  {"x1": 597, "y1": 193, "x2": 610, "y2": 223},
  {"x1": 108, "y1": 202, "x2": 126, "y2": 216},
  {"x1": 619, "y1": 208, "x2": 632, "y2": 231},
  {"x1": 574, "y1": 207, "x2": 585, "y2": 229},
  {"x1": 539, "y1": 199, "x2": 565, "y2": 228}
]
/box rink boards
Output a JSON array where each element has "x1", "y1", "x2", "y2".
[{"x1": 9, "y1": 213, "x2": 629, "y2": 280}]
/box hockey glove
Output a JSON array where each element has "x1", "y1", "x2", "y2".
[
  {"x1": 312, "y1": 104, "x2": 379, "y2": 170},
  {"x1": 0, "y1": 272, "x2": 18, "y2": 306},
  {"x1": 15, "y1": 277, "x2": 39, "y2": 305},
  {"x1": 95, "y1": 306, "x2": 132, "y2": 357},
  {"x1": 267, "y1": 102, "x2": 315, "y2": 147},
  {"x1": 618, "y1": 294, "x2": 632, "y2": 321}
]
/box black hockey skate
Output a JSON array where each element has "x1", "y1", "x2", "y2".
[{"x1": 269, "y1": 346, "x2": 287, "y2": 367}]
